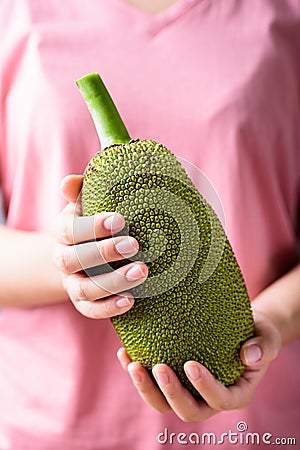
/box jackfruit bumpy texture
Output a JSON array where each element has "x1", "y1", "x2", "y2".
[{"x1": 82, "y1": 139, "x2": 254, "y2": 398}]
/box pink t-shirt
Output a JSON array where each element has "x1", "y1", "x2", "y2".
[{"x1": 1, "y1": 0, "x2": 300, "y2": 448}]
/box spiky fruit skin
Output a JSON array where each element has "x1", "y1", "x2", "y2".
[{"x1": 82, "y1": 139, "x2": 254, "y2": 398}]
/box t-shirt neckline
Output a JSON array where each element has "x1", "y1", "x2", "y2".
[{"x1": 116, "y1": 0, "x2": 201, "y2": 30}]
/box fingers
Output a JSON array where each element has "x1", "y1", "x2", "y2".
[
  {"x1": 128, "y1": 362, "x2": 172, "y2": 414},
  {"x1": 118, "y1": 352, "x2": 273, "y2": 421},
  {"x1": 55, "y1": 211, "x2": 126, "y2": 246},
  {"x1": 117, "y1": 348, "x2": 270, "y2": 421},
  {"x1": 115, "y1": 311, "x2": 283, "y2": 422},
  {"x1": 64, "y1": 262, "x2": 148, "y2": 318},
  {"x1": 117, "y1": 348, "x2": 216, "y2": 421},
  {"x1": 117, "y1": 347, "x2": 132, "y2": 372},
  {"x1": 60, "y1": 174, "x2": 84, "y2": 203},
  {"x1": 75, "y1": 291, "x2": 135, "y2": 319},
  {"x1": 182, "y1": 310, "x2": 283, "y2": 414},
  {"x1": 152, "y1": 364, "x2": 216, "y2": 421},
  {"x1": 151, "y1": 359, "x2": 263, "y2": 420},
  {"x1": 54, "y1": 235, "x2": 139, "y2": 274},
  {"x1": 117, "y1": 348, "x2": 172, "y2": 414},
  {"x1": 184, "y1": 361, "x2": 259, "y2": 412},
  {"x1": 64, "y1": 262, "x2": 148, "y2": 302},
  {"x1": 54, "y1": 176, "x2": 150, "y2": 320}
]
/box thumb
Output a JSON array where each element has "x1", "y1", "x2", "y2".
[
  {"x1": 60, "y1": 174, "x2": 84, "y2": 204},
  {"x1": 240, "y1": 313, "x2": 282, "y2": 367}
]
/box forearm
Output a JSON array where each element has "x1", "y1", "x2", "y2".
[
  {"x1": 0, "y1": 225, "x2": 68, "y2": 307},
  {"x1": 252, "y1": 262, "x2": 300, "y2": 345}
]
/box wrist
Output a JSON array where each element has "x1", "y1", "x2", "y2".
[
  {"x1": 251, "y1": 301, "x2": 284, "y2": 341},
  {"x1": 251, "y1": 266, "x2": 300, "y2": 345}
]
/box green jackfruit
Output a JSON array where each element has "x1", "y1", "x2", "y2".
[{"x1": 76, "y1": 73, "x2": 254, "y2": 399}]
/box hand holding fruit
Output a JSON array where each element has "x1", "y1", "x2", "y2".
[
  {"x1": 53, "y1": 174, "x2": 148, "y2": 319},
  {"x1": 117, "y1": 308, "x2": 282, "y2": 422}
]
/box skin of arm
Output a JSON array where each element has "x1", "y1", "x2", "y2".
[
  {"x1": 251, "y1": 264, "x2": 300, "y2": 346},
  {"x1": 0, "y1": 225, "x2": 68, "y2": 307}
]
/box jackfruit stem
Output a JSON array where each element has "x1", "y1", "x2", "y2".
[{"x1": 76, "y1": 73, "x2": 131, "y2": 149}]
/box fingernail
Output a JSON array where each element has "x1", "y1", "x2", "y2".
[
  {"x1": 103, "y1": 213, "x2": 124, "y2": 232},
  {"x1": 185, "y1": 363, "x2": 201, "y2": 381},
  {"x1": 115, "y1": 237, "x2": 139, "y2": 257},
  {"x1": 154, "y1": 368, "x2": 170, "y2": 386},
  {"x1": 245, "y1": 344, "x2": 262, "y2": 364},
  {"x1": 126, "y1": 264, "x2": 147, "y2": 281},
  {"x1": 115, "y1": 296, "x2": 133, "y2": 309}
]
